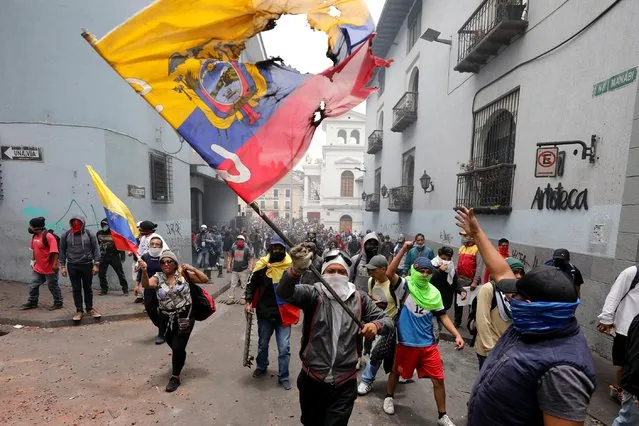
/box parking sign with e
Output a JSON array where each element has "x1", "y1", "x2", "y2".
[{"x1": 535, "y1": 147, "x2": 559, "y2": 177}]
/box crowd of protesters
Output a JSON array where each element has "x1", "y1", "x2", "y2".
[{"x1": 20, "y1": 211, "x2": 639, "y2": 423}]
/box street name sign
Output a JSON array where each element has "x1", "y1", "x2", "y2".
[
  {"x1": 1, "y1": 146, "x2": 43, "y2": 161},
  {"x1": 593, "y1": 67, "x2": 637, "y2": 97}
]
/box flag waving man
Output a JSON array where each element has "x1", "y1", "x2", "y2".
[{"x1": 83, "y1": 0, "x2": 392, "y2": 412}]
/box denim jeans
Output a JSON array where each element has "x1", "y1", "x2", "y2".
[
  {"x1": 28, "y1": 271, "x2": 63, "y2": 305},
  {"x1": 256, "y1": 318, "x2": 291, "y2": 381},
  {"x1": 361, "y1": 357, "x2": 383, "y2": 385},
  {"x1": 196, "y1": 250, "x2": 210, "y2": 269},
  {"x1": 613, "y1": 391, "x2": 639, "y2": 426}
]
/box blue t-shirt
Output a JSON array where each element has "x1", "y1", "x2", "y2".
[{"x1": 395, "y1": 278, "x2": 446, "y2": 347}]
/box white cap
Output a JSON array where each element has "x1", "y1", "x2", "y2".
[
  {"x1": 236, "y1": 235, "x2": 246, "y2": 241},
  {"x1": 200, "y1": 224, "x2": 208, "y2": 230}
]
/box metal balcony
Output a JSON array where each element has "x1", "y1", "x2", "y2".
[
  {"x1": 388, "y1": 186, "x2": 414, "y2": 212},
  {"x1": 364, "y1": 193, "x2": 380, "y2": 212},
  {"x1": 455, "y1": 163, "x2": 516, "y2": 214},
  {"x1": 454, "y1": 0, "x2": 528, "y2": 74},
  {"x1": 391, "y1": 92, "x2": 418, "y2": 132},
  {"x1": 367, "y1": 130, "x2": 383, "y2": 154}
]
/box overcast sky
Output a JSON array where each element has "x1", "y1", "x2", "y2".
[{"x1": 261, "y1": 0, "x2": 387, "y2": 161}]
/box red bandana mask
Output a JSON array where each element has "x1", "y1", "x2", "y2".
[{"x1": 70, "y1": 220, "x2": 83, "y2": 234}]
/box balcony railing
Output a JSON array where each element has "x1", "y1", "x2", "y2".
[
  {"x1": 455, "y1": 163, "x2": 516, "y2": 214},
  {"x1": 388, "y1": 186, "x2": 414, "y2": 212},
  {"x1": 364, "y1": 193, "x2": 380, "y2": 212},
  {"x1": 454, "y1": 0, "x2": 528, "y2": 73},
  {"x1": 391, "y1": 92, "x2": 418, "y2": 132},
  {"x1": 367, "y1": 130, "x2": 383, "y2": 154}
]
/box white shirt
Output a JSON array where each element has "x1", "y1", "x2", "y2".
[{"x1": 598, "y1": 265, "x2": 639, "y2": 336}]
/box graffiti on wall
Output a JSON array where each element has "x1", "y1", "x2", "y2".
[
  {"x1": 439, "y1": 230, "x2": 453, "y2": 245},
  {"x1": 161, "y1": 220, "x2": 192, "y2": 260},
  {"x1": 21, "y1": 199, "x2": 101, "y2": 233},
  {"x1": 510, "y1": 248, "x2": 539, "y2": 270}
]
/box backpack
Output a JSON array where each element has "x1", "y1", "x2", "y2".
[
  {"x1": 39, "y1": 230, "x2": 60, "y2": 249},
  {"x1": 183, "y1": 271, "x2": 216, "y2": 321}
]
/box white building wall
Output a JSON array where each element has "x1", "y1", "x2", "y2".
[
  {"x1": 365, "y1": 0, "x2": 638, "y2": 257},
  {"x1": 364, "y1": 0, "x2": 639, "y2": 359}
]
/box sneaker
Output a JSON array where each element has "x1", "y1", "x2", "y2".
[
  {"x1": 48, "y1": 304, "x2": 63, "y2": 311},
  {"x1": 437, "y1": 414, "x2": 456, "y2": 426},
  {"x1": 87, "y1": 308, "x2": 102, "y2": 319},
  {"x1": 239, "y1": 299, "x2": 246, "y2": 305},
  {"x1": 383, "y1": 397, "x2": 395, "y2": 415},
  {"x1": 225, "y1": 298, "x2": 236, "y2": 305},
  {"x1": 134, "y1": 297, "x2": 144, "y2": 303},
  {"x1": 399, "y1": 376, "x2": 409, "y2": 384},
  {"x1": 280, "y1": 379, "x2": 292, "y2": 390},
  {"x1": 98, "y1": 291, "x2": 108, "y2": 296},
  {"x1": 122, "y1": 290, "x2": 129, "y2": 296},
  {"x1": 21, "y1": 302, "x2": 37, "y2": 310},
  {"x1": 357, "y1": 382, "x2": 373, "y2": 396},
  {"x1": 165, "y1": 376, "x2": 181, "y2": 393},
  {"x1": 252, "y1": 368, "x2": 266, "y2": 378},
  {"x1": 155, "y1": 334, "x2": 166, "y2": 345},
  {"x1": 73, "y1": 312, "x2": 83, "y2": 322}
]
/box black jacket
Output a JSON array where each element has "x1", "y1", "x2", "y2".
[
  {"x1": 245, "y1": 268, "x2": 281, "y2": 321},
  {"x1": 621, "y1": 314, "x2": 639, "y2": 396},
  {"x1": 430, "y1": 268, "x2": 463, "y2": 311}
]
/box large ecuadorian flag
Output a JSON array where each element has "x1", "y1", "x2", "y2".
[
  {"x1": 86, "y1": 166, "x2": 139, "y2": 254},
  {"x1": 86, "y1": 0, "x2": 390, "y2": 203}
]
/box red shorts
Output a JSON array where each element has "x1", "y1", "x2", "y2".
[{"x1": 393, "y1": 343, "x2": 444, "y2": 380}]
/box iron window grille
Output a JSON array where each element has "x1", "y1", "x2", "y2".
[
  {"x1": 260, "y1": 200, "x2": 266, "y2": 209},
  {"x1": 285, "y1": 201, "x2": 291, "y2": 210},
  {"x1": 456, "y1": 88, "x2": 519, "y2": 214},
  {"x1": 149, "y1": 150, "x2": 173, "y2": 203},
  {"x1": 274, "y1": 201, "x2": 279, "y2": 210},
  {"x1": 273, "y1": 189, "x2": 279, "y2": 198}
]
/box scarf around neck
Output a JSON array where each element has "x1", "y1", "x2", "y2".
[
  {"x1": 253, "y1": 253, "x2": 292, "y2": 283},
  {"x1": 407, "y1": 266, "x2": 443, "y2": 311}
]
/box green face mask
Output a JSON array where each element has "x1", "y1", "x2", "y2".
[
  {"x1": 409, "y1": 266, "x2": 432, "y2": 289},
  {"x1": 407, "y1": 266, "x2": 443, "y2": 311}
]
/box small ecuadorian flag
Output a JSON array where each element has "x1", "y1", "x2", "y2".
[{"x1": 86, "y1": 165, "x2": 139, "y2": 254}]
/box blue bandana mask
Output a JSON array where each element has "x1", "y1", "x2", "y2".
[{"x1": 510, "y1": 298, "x2": 579, "y2": 333}]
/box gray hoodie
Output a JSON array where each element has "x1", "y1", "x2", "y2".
[
  {"x1": 349, "y1": 232, "x2": 380, "y2": 293},
  {"x1": 59, "y1": 215, "x2": 100, "y2": 266}
]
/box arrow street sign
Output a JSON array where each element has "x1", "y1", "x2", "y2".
[{"x1": 1, "y1": 146, "x2": 43, "y2": 161}]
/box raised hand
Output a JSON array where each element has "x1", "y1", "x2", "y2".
[{"x1": 454, "y1": 206, "x2": 480, "y2": 238}]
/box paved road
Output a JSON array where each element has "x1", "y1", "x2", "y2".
[
  {"x1": 0, "y1": 300, "x2": 479, "y2": 426},
  {"x1": 0, "y1": 300, "x2": 613, "y2": 426}
]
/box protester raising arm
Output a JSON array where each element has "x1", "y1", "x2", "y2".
[
  {"x1": 454, "y1": 207, "x2": 515, "y2": 283},
  {"x1": 386, "y1": 240, "x2": 413, "y2": 286}
]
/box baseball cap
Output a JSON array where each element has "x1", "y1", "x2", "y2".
[
  {"x1": 236, "y1": 235, "x2": 246, "y2": 240},
  {"x1": 505, "y1": 257, "x2": 525, "y2": 272},
  {"x1": 414, "y1": 257, "x2": 435, "y2": 273},
  {"x1": 29, "y1": 217, "x2": 46, "y2": 229},
  {"x1": 365, "y1": 255, "x2": 388, "y2": 270},
  {"x1": 497, "y1": 266, "x2": 578, "y2": 302},
  {"x1": 270, "y1": 235, "x2": 288, "y2": 249},
  {"x1": 139, "y1": 220, "x2": 157, "y2": 231},
  {"x1": 553, "y1": 248, "x2": 570, "y2": 261},
  {"x1": 200, "y1": 224, "x2": 208, "y2": 230}
]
